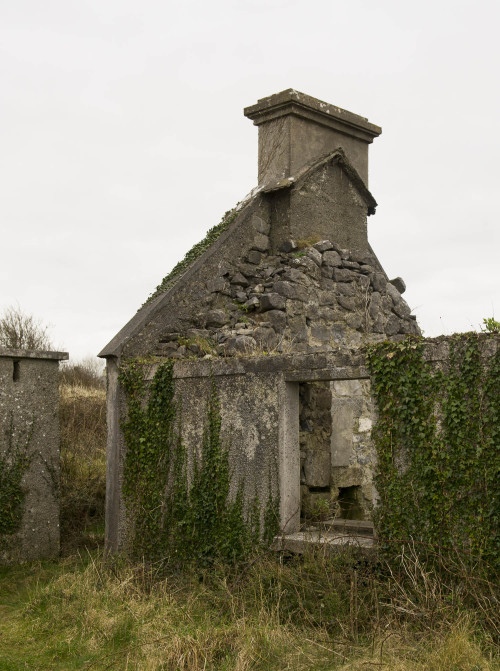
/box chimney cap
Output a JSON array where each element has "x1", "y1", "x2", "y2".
[{"x1": 244, "y1": 88, "x2": 381, "y2": 144}]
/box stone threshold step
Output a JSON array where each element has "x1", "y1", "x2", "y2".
[
  {"x1": 272, "y1": 530, "x2": 376, "y2": 555},
  {"x1": 319, "y1": 518, "x2": 374, "y2": 536}
]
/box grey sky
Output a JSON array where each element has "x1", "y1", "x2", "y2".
[{"x1": 1, "y1": 0, "x2": 499, "y2": 359}]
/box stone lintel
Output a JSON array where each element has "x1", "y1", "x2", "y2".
[
  {"x1": 0, "y1": 347, "x2": 69, "y2": 361},
  {"x1": 140, "y1": 353, "x2": 368, "y2": 381},
  {"x1": 244, "y1": 89, "x2": 381, "y2": 144},
  {"x1": 284, "y1": 366, "x2": 369, "y2": 382}
]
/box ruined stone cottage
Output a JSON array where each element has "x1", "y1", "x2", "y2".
[{"x1": 100, "y1": 89, "x2": 421, "y2": 551}]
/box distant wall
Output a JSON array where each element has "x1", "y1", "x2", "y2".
[{"x1": 0, "y1": 348, "x2": 68, "y2": 564}]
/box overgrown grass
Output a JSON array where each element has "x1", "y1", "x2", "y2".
[
  {"x1": 0, "y1": 546, "x2": 498, "y2": 670},
  {"x1": 59, "y1": 358, "x2": 106, "y2": 553}
]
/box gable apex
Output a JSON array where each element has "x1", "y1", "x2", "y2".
[{"x1": 262, "y1": 148, "x2": 377, "y2": 215}]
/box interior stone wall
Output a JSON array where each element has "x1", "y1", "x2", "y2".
[
  {"x1": 330, "y1": 379, "x2": 374, "y2": 520},
  {"x1": 298, "y1": 377, "x2": 375, "y2": 524}
]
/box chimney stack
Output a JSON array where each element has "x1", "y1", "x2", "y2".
[{"x1": 244, "y1": 89, "x2": 381, "y2": 187}]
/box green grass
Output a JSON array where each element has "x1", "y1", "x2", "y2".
[{"x1": 1, "y1": 543, "x2": 499, "y2": 670}]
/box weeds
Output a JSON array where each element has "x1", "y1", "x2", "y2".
[
  {"x1": 59, "y1": 359, "x2": 106, "y2": 552},
  {"x1": 1, "y1": 545, "x2": 498, "y2": 670}
]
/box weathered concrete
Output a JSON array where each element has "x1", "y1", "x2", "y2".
[
  {"x1": 244, "y1": 89, "x2": 381, "y2": 186},
  {"x1": 104, "y1": 356, "x2": 122, "y2": 553},
  {"x1": 0, "y1": 348, "x2": 68, "y2": 564}
]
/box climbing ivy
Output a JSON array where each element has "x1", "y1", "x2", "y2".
[
  {"x1": 119, "y1": 359, "x2": 279, "y2": 565},
  {"x1": 0, "y1": 414, "x2": 33, "y2": 541},
  {"x1": 366, "y1": 334, "x2": 500, "y2": 570},
  {"x1": 144, "y1": 208, "x2": 238, "y2": 305}
]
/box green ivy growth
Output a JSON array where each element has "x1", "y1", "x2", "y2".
[
  {"x1": 119, "y1": 359, "x2": 279, "y2": 565},
  {"x1": 366, "y1": 334, "x2": 500, "y2": 571},
  {"x1": 144, "y1": 208, "x2": 239, "y2": 306},
  {"x1": 0, "y1": 414, "x2": 33, "y2": 540},
  {"x1": 482, "y1": 317, "x2": 500, "y2": 333}
]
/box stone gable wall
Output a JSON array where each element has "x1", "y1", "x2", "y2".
[{"x1": 148, "y1": 235, "x2": 419, "y2": 362}]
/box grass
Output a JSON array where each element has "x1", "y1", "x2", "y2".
[
  {"x1": 0, "y1": 546, "x2": 498, "y2": 670},
  {"x1": 59, "y1": 375, "x2": 106, "y2": 553},
  {"x1": 0, "y1": 359, "x2": 498, "y2": 669}
]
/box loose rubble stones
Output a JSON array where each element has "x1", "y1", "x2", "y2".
[{"x1": 152, "y1": 239, "x2": 420, "y2": 358}]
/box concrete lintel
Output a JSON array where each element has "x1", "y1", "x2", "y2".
[
  {"x1": 135, "y1": 353, "x2": 367, "y2": 382},
  {"x1": 0, "y1": 347, "x2": 69, "y2": 361},
  {"x1": 285, "y1": 366, "x2": 369, "y2": 382},
  {"x1": 173, "y1": 359, "x2": 246, "y2": 380}
]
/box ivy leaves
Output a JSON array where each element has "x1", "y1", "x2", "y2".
[
  {"x1": 0, "y1": 414, "x2": 33, "y2": 539},
  {"x1": 119, "y1": 360, "x2": 279, "y2": 566},
  {"x1": 366, "y1": 334, "x2": 500, "y2": 572}
]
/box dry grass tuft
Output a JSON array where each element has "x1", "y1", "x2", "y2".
[
  {"x1": 59, "y1": 361, "x2": 107, "y2": 551},
  {"x1": 1, "y1": 547, "x2": 499, "y2": 670}
]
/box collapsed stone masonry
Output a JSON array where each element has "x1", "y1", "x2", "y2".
[{"x1": 153, "y1": 231, "x2": 419, "y2": 361}]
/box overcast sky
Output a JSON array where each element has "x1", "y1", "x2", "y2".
[{"x1": 1, "y1": 0, "x2": 499, "y2": 360}]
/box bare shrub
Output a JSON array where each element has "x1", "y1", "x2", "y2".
[
  {"x1": 0, "y1": 304, "x2": 53, "y2": 350},
  {"x1": 59, "y1": 356, "x2": 105, "y2": 388}
]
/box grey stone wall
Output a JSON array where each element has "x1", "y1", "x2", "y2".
[
  {"x1": 110, "y1": 149, "x2": 418, "y2": 363},
  {"x1": 0, "y1": 348, "x2": 67, "y2": 564},
  {"x1": 299, "y1": 377, "x2": 375, "y2": 524},
  {"x1": 145, "y1": 233, "x2": 418, "y2": 363}
]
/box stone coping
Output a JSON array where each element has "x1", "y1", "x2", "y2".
[
  {"x1": 0, "y1": 347, "x2": 69, "y2": 361},
  {"x1": 244, "y1": 89, "x2": 381, "y2": 142}
]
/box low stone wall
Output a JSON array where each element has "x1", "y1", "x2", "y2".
[{"x1": 0, "y1": 348, "x2": 68, "y2": 564}]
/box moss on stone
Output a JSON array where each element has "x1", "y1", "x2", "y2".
[{"x1": 144, "y1": 208, "x2": 238, "y2": 305}]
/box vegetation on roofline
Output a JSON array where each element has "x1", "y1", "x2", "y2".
[{"x1": 144, "y1": 207, "x2": 239, "y2": 306}]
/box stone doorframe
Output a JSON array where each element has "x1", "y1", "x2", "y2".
[{"x1": 279, "y1": 365, "x2": 370, "y2": 534}]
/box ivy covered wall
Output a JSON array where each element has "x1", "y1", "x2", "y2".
[
  {"x1": 366, "y1": 334, "x2": 500, "y2": 570},
  {"x1": 119, "y1": 359, "x2": 280, "y2": 564}
]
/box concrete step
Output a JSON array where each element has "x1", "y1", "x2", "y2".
[
  {"x1": 272, "y1": 529, "x2": 376, "y2": 554},
  {"x1": 319, "y1": 518, "x2": 374, "y2": 536}
]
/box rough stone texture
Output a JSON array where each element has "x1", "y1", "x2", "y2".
[
  {"x1": 330, "y1": 378, "x2": 374, "y2": 520},
  {"x1": 0, "y1": 348, "x2": 68, "y2": 564},
  {"x1": 390, "y1": 277, "x2": 406, "y2": 294}
]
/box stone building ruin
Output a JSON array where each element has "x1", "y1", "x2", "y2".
[
  {"x1": 100, "y1": 89, "x2": 421, "y2": 551},
  {"x1": 0, "y1": 347, "x2": 68, "y2": 564}
]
